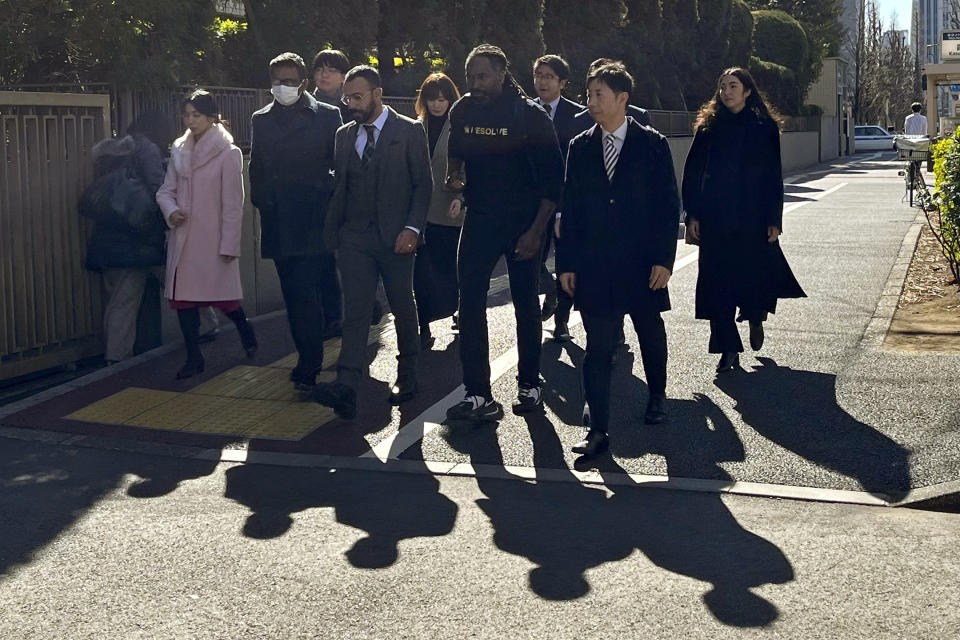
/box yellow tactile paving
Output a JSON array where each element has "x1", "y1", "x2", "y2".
[
  {"x1": 64, "y1": 324, "x2": 392, "y2": 439},
  {"x1": 124, "y1": 394, "x2": 234, "y2": 431},
  {"x1": 188, "y1": 365, "x2": 297, "y2": 401},
  {"x1": 67, "y1": 388, "x2": 180, "y2": 425},
  {"x1": 243, "y1": 402, "x2": 337, "y2": 440},
  {"x1": 181, "y1": 397, "x2": 290, "y2": 436}
]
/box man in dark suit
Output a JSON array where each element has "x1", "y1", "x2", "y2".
[
  {"x1": 532, "y1": 54, "x2": 583, "y2": 337},
  {"x1": 571, "y1": 58, "x2": 652, "y2": 130},
  {"x1": 250, "y1": 52, "x2": 342, "y2": 390},
  {"x1": 557, "y1": 63, "x2": 680, "y2": 456},
  {"x1": 311, "y1": 66, "x2": 433, "y2": 419}
]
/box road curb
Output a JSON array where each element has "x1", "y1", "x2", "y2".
[{"x1": 859, "y1": 208, "x2": 925, "y2": 350}]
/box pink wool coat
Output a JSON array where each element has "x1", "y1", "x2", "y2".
[{"x1": 156, "y1": 123, "x2": 244, "y2": 301}]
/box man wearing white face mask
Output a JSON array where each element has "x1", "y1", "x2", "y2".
[{"x1": 250, "y1": 52, "x2": 343, "y2": 390}]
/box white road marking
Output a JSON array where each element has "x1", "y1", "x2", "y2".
[{"x1": 783, "y1": 182, "x2": 848, "y2": 215}]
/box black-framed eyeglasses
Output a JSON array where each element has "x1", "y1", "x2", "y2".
[{"x1": 271, "y1": 79, "x2": 302, "y2": 88}]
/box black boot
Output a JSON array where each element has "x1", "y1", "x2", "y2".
[
  {"x1": 226, "y1": 307, "x2": 257, "y2": 358},
  {"x1": 176, "y1": 308, "x2": 205, "y2": 379}
]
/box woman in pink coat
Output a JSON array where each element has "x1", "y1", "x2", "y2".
[{"x1": 156, "y1": 90, "x2": 257, "y2": 379}]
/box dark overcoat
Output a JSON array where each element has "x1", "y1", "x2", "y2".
[
  {"x1": 557, "y1": 117, "x2": 680, "y2": 317},
  {"x1": 249, "y1": 92, "x2": 342, "y2": 259},
  {"x1": 324, "y1": 106, "x2": 433, "y2": 251},
  {"x1": 681, "y1": 109, "x2": 805, "y2": 319}
]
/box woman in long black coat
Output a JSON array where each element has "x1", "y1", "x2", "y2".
[{"x1": 682, "y1": 67, "x2": 805, "y2": 373}]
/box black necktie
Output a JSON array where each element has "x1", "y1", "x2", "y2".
[
  {"x1": 362, "y1": 124, "x2": 377, "y2": 168},
  {"x1": 544, "y1": 103, "x2": 552, "y2": 118}
]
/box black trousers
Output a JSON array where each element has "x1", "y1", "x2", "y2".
[
  {"x1": 274, "y1": 256, "x2": 327, "y2": 376},
  {"x1": 317, "y1": 251, "x2": 343, "y2": 330},
  {"x1": 582, "y1": 309, "x2": 667, "y2": 434},
  {"x1": 414, "y1": 222, "x2": 462, "y2": 330},
  {"x1": 540, "y1": 230, "x2": 573, "y2": 327},
  {"x1": 336, "y1": 227, "x2": 419, "y2": 389},
  {"x1": 458, "y1": 214, "x2": 541, "y2": 397},
  {"x1": 708, "y1": 305, "x2": 768, "y2": 353}
]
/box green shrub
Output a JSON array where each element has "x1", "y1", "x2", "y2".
[
  {"x1": 751, "y1": 10, "x2": 809, "y2": 72},
  {"x1": 930, "y1": 134, "x2": 960, "y2": 285},
  {"x1": 748, "y1": 56, "x2": 799, "y2": 113}
]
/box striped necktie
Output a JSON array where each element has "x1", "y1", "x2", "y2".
[
  {"x1": 603, "y1": 132, "x2": 618, "y2": 182},
  {"x1": 361, "y1": 124, "x2": 377, "y2": 168}
]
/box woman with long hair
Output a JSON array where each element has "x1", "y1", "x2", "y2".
[
  {"x1": 682, "y1": 67, "x2": 805, "y2": 373},
  {"x1": 413, "y1": 72, "x2": 464, "y2": 348},
  {"x1": 156, "y1": 90, "x2": 257, "y2": 379}
]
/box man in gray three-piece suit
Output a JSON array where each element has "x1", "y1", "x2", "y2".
[{"x1": 310, "y1": 65, "x2": 433, "y2": 419}]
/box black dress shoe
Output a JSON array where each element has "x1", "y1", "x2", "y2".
[
  {"x1": 716, "y1": 352, "x2": 740, "y2": 373},
  {"x1": 290, "y1": 369, "x2": 317, "y2": 391},
  {"x1": 175, "y1": 356, "x2": 205, "y2": 380},
  {"x1": 749, "y1": 321, "x2": 764, "y2": 351},
  {"x1": 553, "y1": 323, "x2": 571, "y2": 343},
  {"x1": 572, "y1": 430, "x2": 609, "y2": 456},
  {"x1": 310, "y1": 381, "x2": 357, "y2": 419},
  {"x1": 644, "y1": 393, "x2": 667, "y2": 424},
  {"x1": 388, "y1": 379, "x2": 417, "y2": 405}
]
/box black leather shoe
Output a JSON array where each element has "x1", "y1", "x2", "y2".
[
  {"x1": 572, "y1": 430, "x2": 609, "y2": 456},
  {"x1": 290, "y1": 369, "x2": 317, "y2": 391},
  {"x1": 553, "y1": 323, "x2": 571, "y2": 343},
  {"x1": 310, "y1": 381, "x2": 357, "y2": 420},
  {"x1": 175, "y1": 356, "x2": 205, "y2": 380},
  {"x1": 716, "y1": 352, "x2": 740, "y2": 373},
  {"x1": 388, "y1": 378, "x2": 417, "y2": 405},
  {"x1": 749, "y1": 321, "x2": 764, "y2": 351},
  {"x1": 644, "y1": 393, "x2": 667, "y2": 424}
]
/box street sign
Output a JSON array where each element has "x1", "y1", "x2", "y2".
[{"x1": 942, "y1": 30, "x2": 960, "y2": 61}]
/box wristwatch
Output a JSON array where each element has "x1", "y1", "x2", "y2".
[{"x1": 446, "y1": 175, "x2": 466, "y2": 191}]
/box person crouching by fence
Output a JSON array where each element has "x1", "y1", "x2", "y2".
[
  {"x1": 156, "y1": 90, "x2": 257, "y2": 379},
  {"x1": 80, "y1": 113, "x2": 168, "y2": 365}
]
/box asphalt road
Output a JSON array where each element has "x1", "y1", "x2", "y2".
[{"x1": 2, "y1": 152, "x2": 959, "y2": 638}]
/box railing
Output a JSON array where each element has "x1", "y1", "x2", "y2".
[
  {"x1": 0, "y1": 91, "x2": 111, "y2": 380},
  {"x1": 647, "y1": 110, "x2": 697, "y2": 136}
]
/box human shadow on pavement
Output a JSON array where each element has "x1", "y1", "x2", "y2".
[
  {"x1": 539, "y1": 339, "x2": 586, "y2": 427},
  {"x1": 440, "y1": 413, "x2": 793, "y2": 627},
  {"x1": 713, "y1": 357, "x2": 912, "y2": 500},
  {"x1": 0, "y1": 437, "x2": 220, "y2": 576},
  {"x1": 223, "y1": 444, "x2": 457, "y2": 569}
]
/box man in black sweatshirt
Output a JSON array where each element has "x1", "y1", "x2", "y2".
[{"x1": 444, "y1": 44, "x2": 564, "y2": 422}]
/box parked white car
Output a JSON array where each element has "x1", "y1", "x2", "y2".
[{"x1": 854, "y1": 125, "x2": 897, "y2": 152}]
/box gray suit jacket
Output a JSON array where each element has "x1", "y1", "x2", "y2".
[
  {"x1": 324, "y1": 106, "x2": 433, "y2": 250},
  {"x1": 423, "y1": 117, "x2": 465, "y2": 227}
]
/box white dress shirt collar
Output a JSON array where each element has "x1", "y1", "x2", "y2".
[{"x1": 600, "y1": 117, "x2": 629, "y2": 154}]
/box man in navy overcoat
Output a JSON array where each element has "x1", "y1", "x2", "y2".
[{"x1": 557, "y1": 63, "x2": 680, "y2": 456}]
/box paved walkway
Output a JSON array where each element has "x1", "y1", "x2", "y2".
[
  {"x1": 3, "y1": 153, "x2": 960, "y2": 639},
  {"x1": 2, "y1": 152, "x2": 958, "y2": 506}
]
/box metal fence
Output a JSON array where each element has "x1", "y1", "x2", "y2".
[
  {"x1": 0, "y1": 84, "x2": 421, "y2": 150},
  {"x1": 0, "y1": 91, "x2": 111, "y2": 380}
]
